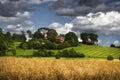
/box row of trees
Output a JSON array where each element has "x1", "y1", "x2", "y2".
[
  {"x1": 0, "y1": 27, "x2": 99, "y2": 56},
  {"x1": 0, "y1": 28, "x2": 28, "y2": 56},
  {"x1": 20, "y1": 28, "x2": 79, "y2": 50}
]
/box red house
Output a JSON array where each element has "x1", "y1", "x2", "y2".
[
  {"x1": 56, "y1": 36, "x2": 64, "y2": 43},
  {"x1": 85, "y1": 38, "x2": 92, "y2": 44}
]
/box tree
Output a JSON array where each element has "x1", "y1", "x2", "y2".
[
  {"x1": 110, "y1": 44, "x2": 116, "y2": 47},
  {"x1": 0, "y1": 32, "x2": 8, "y2": 56},
  {"x1": 33, "y1": 28, "x2": 45, "y2": 39},
  {"x1": 65, "y1": 32, "x2": 79, "y2": 46},
  {"x1": 80, "y1": 33, "x2": 89, "y2": 44},
  {"x1": 33, "y1": 28, "x2": 58, "y2": 41},
  {"x1": 89, "y1": 33, "x2": 98, "y2": 44},
  {"x1": 21, "y1": 31, "x2": 26, "y2": 42},
  {"x1": 12, "y1": 32, "x2": 26, "y2": 42},
  {"x1": 5, "y1": 32, "x2": 13, "y2": 44},
  {"x1": 47, "y1": 29, "x2": 58, "y2": 42},
  {"x1": 19, "y1": 42, "x2": 28, "y2": 50},
  {"x1": 80, "y1": 33, "x2": 98, "y2": 45},
  {"x1": 0, "y1": 28, "x2": 3, "y2": 34},
  {"x1": 12, "y1": 33, "x2": 20, "y2": 41},
  {"x1": 27, "y1": 30, "x2": 32, "y2": 38}
]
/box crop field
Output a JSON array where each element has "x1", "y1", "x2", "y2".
[{"x1": 0, "y1": 57, "x2": 120, "y2": 80}]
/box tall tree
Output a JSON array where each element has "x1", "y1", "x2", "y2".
[
  {"x1": 65, "y1": 32, "x2": 79, "y2": 46},
  {"x1": 0, "y1": 28, "x2": 2, "y2": 34},
  {"x1": 21, "y1": 31, "x2": 26, "y2": 42},
  {"x1": 33, "y1": 28, "x2": 58, "y2": 42},
  {"x1": 80, "y1": 33, "x2": 98, "y2": 45},
  {"x1": 89, "y1": 33, "x2": 98, "y2": 44},
  {"x1": 0, "y1": 28, "x2": 8, "y2": 56},
  {"x1": 47, "y1": 29, "x2": 58, "y2": 42},
  {"x1": 27, "y1": 30, "x2": 32, "y2": 38},
  {"x1": 80, "y1": 33, "x2": 89, "y2": 44},
  {"x1": 5, "y1": 32, "x2": 13, "y2": 47},
  {"x1": 33, "y1": 28, "x2": 45, "y2": 39}
]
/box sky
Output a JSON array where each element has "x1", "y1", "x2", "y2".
[{"x1": 0, "y1": 0, "x2": 120, "y2": 46}]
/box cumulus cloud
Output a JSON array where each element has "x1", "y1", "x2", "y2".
[
  {"x1": 0, "y1": 0, "x2": 57, "y2": 33},
  {"x1": 49, "y1": 0, "x2": 120, "y2": 16},
  {"x1": 28, "y1": 0, "x2": 57, "y2": 4},
  {"x1": 7, "y1": 24, "x2": 23, "y2": 33},
  {"x1": 72, "y1": 11, "x2": 120, "y2": 35},
  {"x1": 49, "y1": 11, "x2": 120, "y2": 36},
  {"x1": 49, "y1": 22, "x2": 73, "y2": 34},
  {"x1": 6, "y1": 20, "x2": 35, "y2": 33},
  {"x1": 113, "y1": 40, "x2": 120, "y2": 47},
  {"x1": 0, "y1": 11, "x2": 30, "y2": 24}
]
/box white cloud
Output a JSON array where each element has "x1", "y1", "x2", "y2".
[
  {"x1": 71, "y1": 11, "x2": 120, "y2": 35},
  {"x1": 0, "y1": 11, "x2": 34, "y2": 33},
  {"x1": 28, "y1": 0, "x2": 57, "y2": 4},
  {"x1": 74, "y1": 11, "x2": 120, "y2": 35},
  {"x1": 6, "y1": 20, "x2": 35, "y2": 33},
  {"x1": 0, "y1": 11, "x2": 30, "y2": 24},
  {"x1": 78, "y1": 38, "x2": 83, "y2": 42},
  {"x1": 113, "y1": 40, "x2": 120, "y2": 46},
  {"x1": 49, "y1": 11, "x2": 120, "y2": 36},
  {"x1": 49, "y1": 22, "x2": 73, "y2": 34},
  {"x1": 24, "y1": 20, "x2": 34, "y2": 26},
  {"x1": 96, "y1": 40, "x2": 102, "y2": 45},
  {"x1": 7, "y1": 24, "x2": 23, "y2": 33}
]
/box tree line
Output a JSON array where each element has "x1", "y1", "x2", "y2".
[{"x1": 0, "y1": 27, "x2": 99, "y2": 56}]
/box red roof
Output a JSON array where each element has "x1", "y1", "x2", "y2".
[{"x1": 56, "y1": 36, "x2": 64, "y2": 43}]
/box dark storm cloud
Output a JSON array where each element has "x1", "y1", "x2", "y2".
[
  {"x1": 48, "y1": 0, "x2": 67, "y2": 9},
  {"x1": 0, "y1": 2, "x2": 17, "y2": 17},
  {"x1": 0, "y1": 0, "x2": 34, "y2": 17},
  {"x1": 49, "y1": 0, "x2": 120, "y2": 16},
  {"x1": 78, "y1": 0, "x2": 106, "y2": 7}
]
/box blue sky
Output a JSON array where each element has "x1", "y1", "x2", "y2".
[
  {"x1": 0, "y1": 0, "x2": 120, "y2": 46},
  {"x1": 31, "y1": 2, "x2": 71, "y2": 28}
]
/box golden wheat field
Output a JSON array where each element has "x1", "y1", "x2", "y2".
[{"x1": 0, "y1": 57, "x2": 120, "y2": 80}]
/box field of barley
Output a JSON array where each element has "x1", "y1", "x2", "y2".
[{"x1": 0, "y1": 57, "x2": 120, "y2": 80}]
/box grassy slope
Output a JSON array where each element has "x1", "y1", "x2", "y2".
[
  {"x1": 7, "y1": 42, "x2": 37, "y2": 56},
  {"x1": 52, "y1": 44, "x2": 120, "y2": 59},
  {"x1": 7, "y1": 42, "x2": 120, "y2": 58}
]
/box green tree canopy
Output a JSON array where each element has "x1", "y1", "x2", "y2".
[
  {"x1": 80, "y1": 32, "x2": 98, "y2": 44},
  {"x1": 27, "y1": 30, "x2": 32, "y2": 38},
  {"x1": 47, "y1": 29, "x2": 58, "y2": 42},
  {"x1": 65, "y1": 32, "x2": 79, "y2": 46},
  {"x1": 33, "y1": 28, "x2": 58, "y2": 42},
  {"x1": 0, "y1": 32, "x2": 8, "y2": 56}
]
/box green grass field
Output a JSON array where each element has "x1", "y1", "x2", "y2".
[
  {"x1": 51, "y1": 44, "x2": 120, "y2": 59},
  {"x1": 7, "y1": 42, "x2": 120, "y2": 59},
  {"x1": 76, "y1": 45, "x2": 120, "y2": 58}
]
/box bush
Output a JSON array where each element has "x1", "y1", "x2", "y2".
[
  {"x1": 47, "y1": 51, "x2": 54, "y2": 56},
  {"x1": 0, "y1": 51, "x2": 7, "y2": 56},
  {"x1": 119, "y1": 56, "x2": 120, "y2": 60},
  {"x1": 33, "y1": 49, "x2": 54, "y2": 57},
  {"x1": 79, "y1": 53, "x2": 85, "y2": 58},
  {"x1": 27, "y1": 39, "x2": 44, "y2": 49},
  {"x1": 19, "y1": 42, "x2": 28, "y2": 50},
  {"x1": 55, "y1": 54, "x2": 60, "y2": 59},
  {"x1": 12, "y1": 49, "x2": 16, "y2": 56},
  {"x1": 58, "y1": 48, "x2": 85, "y2": 58},
  {"x1": 107, "y1": 55, "x2": 114, "y2": 60},
  {"x1": 57, "y1": 41, "x2": 71, "y2": 50},
  {"x1": 43, "y1": 41, "x2": 57, "y2": 50}
]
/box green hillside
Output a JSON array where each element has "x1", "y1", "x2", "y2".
[
  {"x1": 7, "y1": 42, "x2": 120, "y2": 59},
  {"x1": 62, "y1": 44, "x2": 120, "y2": 59}
]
